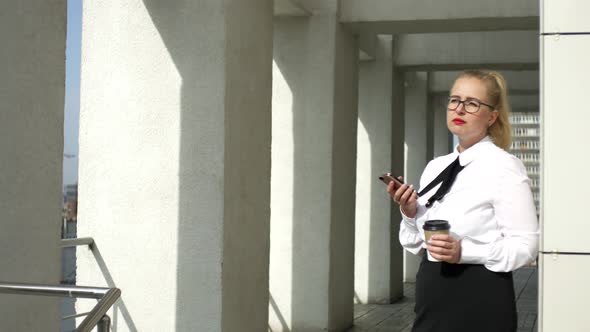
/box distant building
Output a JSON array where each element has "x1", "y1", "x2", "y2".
[
  {"x1": 61, "y1": 183, "x2": 77, "y2": 239},
  {"x1": 61, "y1": 184, "x2": 77, "y2": 285},
  {"x1": 63, "y1": 184, "x2": 78, "y2": 204},
  {"x1": 509, "y1": 112, "x2": 540, "y2": 212}
]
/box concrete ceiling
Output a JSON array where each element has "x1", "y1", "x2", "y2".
[
  {"x1": 429, "y1": 71, "x2": 539, "y2": 94},
  {"x1": 394, "y1": 31, "x2": 539, "y2": 71},
  {"x1": 274, "y1": 0, "x2": 337, "y2": 16},
  {"x1": 340, "y1": 0, "x2": 538, "y2": 34},
  {"x1": 274, "y1": 0, "x2": 540, "y2": 67},
  {"x1": 274, "y1": 0, "x2": 310, "y2": 16}
]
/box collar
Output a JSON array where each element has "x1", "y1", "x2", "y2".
[{"x1": 453, "y1": 136, "x2": 494, "y2": 166}]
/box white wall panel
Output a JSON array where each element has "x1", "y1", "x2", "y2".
[
  {"x1": 542, "y1": 35, "x2": 590, "y2": 252},
  {"x1": 540, "y1": 254, "x2": 590, "y2": 332},
  {"x1": 542, "y1": 0, "x2": 590, "y2": 33}
]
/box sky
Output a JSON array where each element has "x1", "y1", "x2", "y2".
[{"x1": 62, "y1": 0, "x2": 82, "y2": 186}]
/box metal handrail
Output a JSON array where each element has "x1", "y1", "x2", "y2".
[
  {"x1": 0, "y1": 237, "x2": 120, "y2": 332},
  {"x1": 61, "y1": 237, "x2": 95, "y2": 248},
  {"x1": 0, "y1": 282, "x2": 109, "y2": 299},
  {"x1": 79, "y1": 288, "x2": 120, "y2": 331},
  {"x1": 0, "y1": 282, "x2": 120, "y2": 332},
  {"x1": 63, "y1": 311, "x2": 92, "y2": 320}
]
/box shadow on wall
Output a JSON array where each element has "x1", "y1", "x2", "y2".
[
  {"x1": 272, "y1": 14, "x2": 358, "y2": 331},
  {"x1": 356, "y1": 58, "x2": 405, "y2": 304},
  {"x1": 269, "y1": 293, "x2": 290, "y2": 332},
  {"x1": 272, "y1": 16, "x2": 313, "y2": 331},
  {"x1": 142, "y1": 1, "x2": 272, "y2": 331},
  {"x1": 402, "y1": 72, "x2": 429, "y2": 282},
  {"x1": 353, "y1": 291, "x2": 362, "y2": 304}
]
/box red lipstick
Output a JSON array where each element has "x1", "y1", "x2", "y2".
[{"x1": 452, "y1": 118, "x2": 466, "y2": 125}]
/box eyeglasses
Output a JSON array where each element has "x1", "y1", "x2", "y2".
[{"x1": 447, "y1": 97, "x2": 495, "y2": 114}]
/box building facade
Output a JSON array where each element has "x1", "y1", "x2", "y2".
[{"x1": 510, "y1": 112, "x2": 541, "y2": 212}]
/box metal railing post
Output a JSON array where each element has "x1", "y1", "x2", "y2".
[
  {"x1": 0, "y1": 237, "x2": 122, "y2": 332},
  {"x1": 96, "y1": 315, "x2": 111, "y2": 332}
]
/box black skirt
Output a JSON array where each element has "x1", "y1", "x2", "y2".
[{"x1": 412, "y1": 253, "x2": 517, "y2": 332}]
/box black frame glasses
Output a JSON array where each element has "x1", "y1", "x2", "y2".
[{"x1": 447, "y1": 97, "x2": 496, "y2": 114}]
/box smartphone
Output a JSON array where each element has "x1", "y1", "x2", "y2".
[{"x1": 379, "y1": 173, "x2": 405, "y2": 187}]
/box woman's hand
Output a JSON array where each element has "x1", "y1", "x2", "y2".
[
  {"x1": 427, "y1": 234, "x2": 462, "y2": 263},
  {"x1": 387, "y1": 177, "x2": 418, "y2": 218}
]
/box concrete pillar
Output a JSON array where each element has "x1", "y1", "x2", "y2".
[
  {"x1": 0, "y1": 1, "x2": 65, "y2": 330},
  {"x1": 426, "y1": 85, "x2": 434, "y2": 161},
  {"x1": 403, "y1": 72, "x2": 429, "y2": 282},
  {"x1": 354, "y1": 36, "x2": 403, "y2": 304},
  {"x1": 77, "y1": 1, "x2": 272, "y2": 331},
  {"x1": 431, "y1": 94, "x2": 452, "y2": 158},
  {"x1": 269, "y1": 12, "x2": 359, "y2": 331},
  {"x1": 391, "y1": 67, "x2": 407, "y2": 293}
]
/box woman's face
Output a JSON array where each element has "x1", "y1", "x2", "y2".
[{"x1": 447, "y1": 77, "x2": 499, "y2": 144}]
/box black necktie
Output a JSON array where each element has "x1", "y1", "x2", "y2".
[{"x1": 418, "y1": 156, "x2": 465, "y2": 208}]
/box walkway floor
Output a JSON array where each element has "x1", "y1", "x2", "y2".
[{"x1": 348, "y1": 267, "x2": 538, "y2": 332}]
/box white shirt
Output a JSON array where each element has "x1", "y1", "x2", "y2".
[{"x1": 399, "y1": 136, "x2": 539, "y2": 272}]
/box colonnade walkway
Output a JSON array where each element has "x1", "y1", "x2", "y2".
[{"x1": 348, "y1": 267, "x2": 538, "y2": 332}]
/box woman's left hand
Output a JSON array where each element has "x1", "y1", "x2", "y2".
[{"x1": 427, "y1": 234, "x2": 462, "y2": 264}]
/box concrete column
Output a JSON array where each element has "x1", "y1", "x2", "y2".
[
  {"x1": 0, "y1": 1, "x2": 65, "y2": 330},
  {"x1": 391, "y1": 67, "x2": 407, "y2": 292},
  {"x1": 426, "y1": 86, "x2": 434, "y2": 161},
  {"x1": 431, "y1": 94, "x2": 452, "y2": 158},
  {"x1": 403, "y1": 72, "x2": 429, "y2": 282},
  {"x1": 77, "y1": 1, "x2": 272, "y2": 331},
  {"x1": 270, "y1": 12, "x2": 359, "y2": 332},
  {"x1": 354, "y1": 36, "x2": 403, "y2": 304}
]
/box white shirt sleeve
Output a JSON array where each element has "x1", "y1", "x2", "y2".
[
  {"x1": 399, "y1": 160, "x2": 438, "y2": 256},
  {"x1": 399, "y1": 207, "x2": 423, "y2": 255},
  {"x1": 460, "y1": 157, "x2": 539, "y2": 272}
]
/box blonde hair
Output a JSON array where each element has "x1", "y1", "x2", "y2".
[{"x1": 456, "y1": 70, "x2": 512, "y2": 151}]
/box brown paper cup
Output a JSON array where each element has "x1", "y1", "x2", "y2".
[{"x1": 423, "y1": 220, "x2": 451, "y2": 262}]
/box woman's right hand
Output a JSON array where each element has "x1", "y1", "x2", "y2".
[{"x1": 387, "y1": 177, "x2": 418, "y2": 218}]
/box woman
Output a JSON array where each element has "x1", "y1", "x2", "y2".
[{"x1": 388, "y1": 70, "x2": 539, "y2": 332}]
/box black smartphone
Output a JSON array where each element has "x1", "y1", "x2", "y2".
[{"x1": 379, "y1": 173, "x2": 405, "y2": 188}]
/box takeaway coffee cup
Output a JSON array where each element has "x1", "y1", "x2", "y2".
[{"x1": 423, "y1": 220, "x2": 451, "y2": 262}]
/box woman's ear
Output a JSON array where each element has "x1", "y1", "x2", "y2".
[{"x1": 488, "y1": 111, "x2": 499, "y2": 127}]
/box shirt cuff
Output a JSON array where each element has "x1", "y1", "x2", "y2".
[
  {"x1": 400, "y1": 207, "x2": 419, "y2": 233},
  {"x1": 459, "y1": 237, "x2": 492, "y2": 265}
]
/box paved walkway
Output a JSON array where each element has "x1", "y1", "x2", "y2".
[{"x1": 348, "y1": 267, "x2": 538, "y2": 332}]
